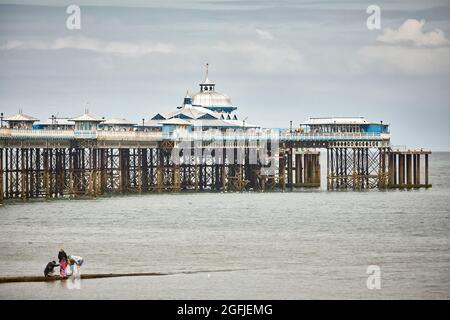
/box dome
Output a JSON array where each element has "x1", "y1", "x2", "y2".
[
  {"x1": 191, "y1": 90, "x2": 232, "y2": 107},
  {"x1": 189, "y1": 63, "x2": 237, "y2": 113}
]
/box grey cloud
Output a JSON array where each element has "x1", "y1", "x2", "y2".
[{"x1": 0, "y1": 36, "x2": 175, "y2": 56}]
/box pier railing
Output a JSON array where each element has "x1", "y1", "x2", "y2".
[
  {"x1": 0, "y1": 129, "x2": 163, "y2": 141},
  {"x1": 0, "y1": 128, "x2": 389, "y2": 142},
  {"x1": 97, "y1": 131, "x2": 162, "y2": 141},
  {"x1": 280, "y1": 132, "x2": 387, "y2": 141},
  {"x1": 1, "y1": 128, "x2": 75, "y2": 139},
  {"x1": 170, "y1": 131, "x2": 389, "y2": 141}
]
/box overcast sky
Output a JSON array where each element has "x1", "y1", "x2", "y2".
[{"x1": 0, "y1": 0, "x2": 449, "y2": 150}]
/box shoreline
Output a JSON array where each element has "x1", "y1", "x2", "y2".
[
  {"x1": 0, "y1": 268, "x2": 248, "y2": 284},
  {"x1": 0, "y1": 272, "x2": 168, "y2": 284}
]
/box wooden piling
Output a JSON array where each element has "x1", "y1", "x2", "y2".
[
  {"x1": 416, "y1": 154, "x2": 421, "y2": 186},
  {"x1": 406, "y1": 153, "x2": 412, "y2": 188},
  {"x1": 295, "y1": 153, "x2": 302, "y2": 186},
  {"x1": 279, "y1": 151, "x2": 286, "y2": 190},
  {"x1": 287, "y1": 149, "x2": 293, "y2": 190}
]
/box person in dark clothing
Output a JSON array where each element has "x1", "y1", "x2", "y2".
[{"x1": 44, "y1": 261, "x2": 59, "y2": 277}]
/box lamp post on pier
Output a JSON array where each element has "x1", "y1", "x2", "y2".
[{"x1": 0, "y1": 112, "x2": 3, "y2": 128}]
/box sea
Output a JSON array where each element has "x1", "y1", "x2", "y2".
[{"x1": 0, "y1": 152, "x2": 449, "y2": 299}]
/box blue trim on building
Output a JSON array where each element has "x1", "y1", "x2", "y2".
[
  {"x1": 362, "y1": 124, "x2": 389, "y2": 134},
  {"x1": 174, "y1": 114, "x2": 193, "y2": 120}
]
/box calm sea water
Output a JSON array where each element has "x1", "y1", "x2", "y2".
[{"x1": 0, "y1": 153, "x2": 449, "y2": 299}]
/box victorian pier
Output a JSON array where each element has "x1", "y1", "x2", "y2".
[{"x1": 0, "y1": 67, "x2": 431, "y2": 203}]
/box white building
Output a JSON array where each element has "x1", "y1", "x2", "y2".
[{"x1": 150, "y1": 65, "x2": 258, "y2": 131}]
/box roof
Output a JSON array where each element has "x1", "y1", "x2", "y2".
[
  {"x1": 71, "y1": 113, "x2": 103, "y2": 122},
  {"x1": 192, "y1": 91, "x2": 232, "y2": 108},
  {"x1": 102, "y1": 118, "x2": 136, "y2": 125},
  {"x1": 225, "y1": 119, "x2": 259, "y2": 128},
  {"x1": 5, "y1": 113, "x2": 39, "y2": 122},
  {"x1": 143, "y1": 119, "x2": 163, "y2": 127},
  {"x1": 192, "y1": 119, "x2": 259, "y2": 128},
  {"x1": 160, "y1": 118, "x2": 192, "y2": 126},
  {"x1": 35, "y1": 118, "x2": 75, "y2": 126},
  {"x1": 164, "y1": 104, "x2": 222, "y2": 121}
]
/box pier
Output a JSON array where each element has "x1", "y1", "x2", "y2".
[
  {"x1": 0, "y1": 127, "x2": 431, "y2": 204},
  {"x1": 388, "y1": 149, "x2": 432, "y2": 189},
  {"x1": 0, "y1": 68, "x2": 431, "y2": 203}
]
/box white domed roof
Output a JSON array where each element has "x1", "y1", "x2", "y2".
[{"x1": 192, "y1": 90, "x2": 232, "y2": 107}]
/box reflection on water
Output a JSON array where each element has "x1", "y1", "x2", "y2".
[
  {"x1": 0, "y1": 153, "x2": 449, "y2": 299},
  {"x1": 65, "y1": 277, "x2": 82, "y2": 290}
]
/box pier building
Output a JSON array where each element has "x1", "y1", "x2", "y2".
[
  {"x1": 4, "y1": 111, "x2": 39, "y2": 129},
  {"x1": 150, "y1": 66, "x2": 257, "y2": 131},
  {"x1": 299, "y1": 117, "x2": 389, "y2": 134},
  {"x1": 71, "y1": 112, "x2": 103, "y2": 131},
  {"x1": 100, "y1": 118, "x2": 136, "y2": 131},
  {"x1": 33, "y1": 117, "x2": 75, "y2": 131}
]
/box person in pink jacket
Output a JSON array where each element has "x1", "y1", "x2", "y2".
[{"x1": 59, "y1": 258, "x2": 67, "y2": 278}]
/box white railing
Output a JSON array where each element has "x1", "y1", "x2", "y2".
[
  {"x1": 280, "y1": 132, "x2": 388, "y2": 141},
  {"x1": 97, "y1": 130, "x2": 162, "y2": 141},
  {"x1": 0, "y1": 128, "x2": 75, "y2": 139},
  {"x1": 176, "y1": 131, "x2": 389, "y2": 141},
  {"x1": 0, "y1": 128, "x2": 12, "y2": 137},
  {"x1": 73, "y1": 130, "x2": 97, "y2": 139},
  {"x1": 0, "y1": 128, "x2": 390, "y2": 142}
]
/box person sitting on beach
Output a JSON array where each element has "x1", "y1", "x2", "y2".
[{"x1": 44, "y1": 261, "x2": 59, "y2": 277}]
